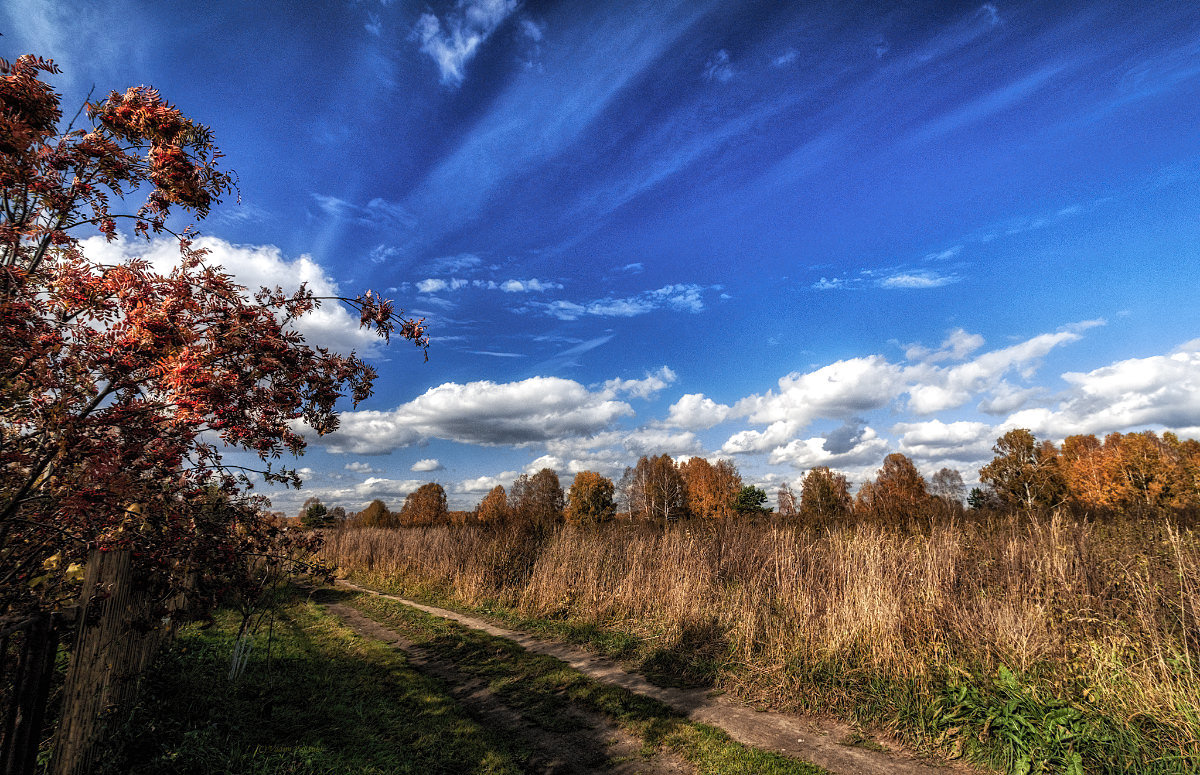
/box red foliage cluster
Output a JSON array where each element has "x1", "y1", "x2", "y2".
[{"x1": 0, "y1": 55, "x2": 426, "y2": 618}]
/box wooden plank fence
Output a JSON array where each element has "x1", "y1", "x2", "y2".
[{"x1": 0, "y1": 548, "x2": 179, "y2": 775}]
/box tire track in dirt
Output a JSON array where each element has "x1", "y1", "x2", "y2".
[
  {"x1": 325, "y1": 600, "x2": 694, "y2": 775},
  {"x1": 336, "y1": 580, "x2": 975, "y2": 775}
]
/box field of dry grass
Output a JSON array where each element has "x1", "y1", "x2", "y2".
[{"x1": 323, "y1": 514, "x2": 1200, "y2": 773}]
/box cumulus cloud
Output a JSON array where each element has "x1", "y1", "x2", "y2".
[
  {"x1": 767, "y1": 427, "x2": 889, "y2": 470},
  {"x1": 622, "y1": 427, "x2": 702, "y2": 458},
  {"x1": 81, "y1": 236, "x2": 383, "y2": 356},
  {"x1": 709, "y1": 326, "x2": 1095, "y2": 463},
  {"x1": 722, "y1": 421, "x2": 799, "y2": 455},
  {"x1": 415, "y1": 0, "x2": 518, "y2": 85},
  {"x1": 458, "y1": 471, "x2": 520, "y2": 494},
  {"x1": 345, "y1": 462, "x2": 380, "y2": 474},
  {"x1": 411, "y1": 458, "x2": 444, "y2": 472},
  {"x1": 664, "y1": 393, "x2": 732, "y2": 429},
  {"x1": 314, "y1": 377, "x2": 635, "y2": 454},
  {"x1": 603, "y1": 366, "x2": 677, "y2": 400},
  {"x1": 905, "y1": 330, "x2": 1085, "y2": 414},
  {"x1": 1005, "y1": 347, "x2": 1200, "y2": 438},
  {"x1": 893, "y1": 419, "x2": 995, "y2": 461},
  {"x1": 735, "y1": 356, "x2": 906, "y2": 427}
]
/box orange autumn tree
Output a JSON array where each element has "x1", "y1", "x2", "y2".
[
  {"x1": 0, "y1": 55, "x2": 427, "y2": 618},
  {"x1": 399, "y1": 483, "x2": 449, "y2": 527},
  {"x1": 475, "y1": 485, "x2": 508, "y2": 524},
  {"x1": 563, "y1": 471, "x2": 616, "y2": 526},
  {"x1": 678, "y1": 456, "x2": 742, "y2": 519}
]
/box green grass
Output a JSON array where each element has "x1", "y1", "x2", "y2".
[
  {"x1": 335, "y1": 588, "x2": 830, "y2": 775},
  {"x1": 93, "y1": 589, "x2": 525, "y2": 774},
  {"x1": 346, "y1": 573, "x2": 1197, "y2": 775}
]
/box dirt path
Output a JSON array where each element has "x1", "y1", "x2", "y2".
[
  {"x1": 335, "y1": 580, "x2": 971, "y2": 775},
  {"x1": 326, "y1": 600, "x2": 693, "y2": 775}
]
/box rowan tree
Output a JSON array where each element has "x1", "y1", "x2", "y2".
[
  {"x1": 563, "y1": 471, "x2": 616, "y2": 526},
  {"x1": 475, "y1": 485, "x2": 508, "y2": 524},
  {"x1": 0, "y1": 55, "x2": 427, "y2": 617},
  {"x1": 399, "y1": 483, "x2": 448, "y2": 527}
]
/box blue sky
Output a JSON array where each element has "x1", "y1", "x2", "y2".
[{"x1": 10, "y1": 1, "x2": 1200, "y2": 512}]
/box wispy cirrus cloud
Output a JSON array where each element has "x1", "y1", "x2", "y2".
[
  {"x1": 312, "y1": 194, "x2": 416, "y2": 230},
  {"x1": 414, "y1": 0, "x2": 519, "y2": 86},
  {"x1": 534, "y1": 284, "x2": 718, "y2": 320}
]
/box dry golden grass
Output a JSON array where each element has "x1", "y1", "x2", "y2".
[{"x1": 323, "y1": 513, "x2": 1200, "y2": 769}]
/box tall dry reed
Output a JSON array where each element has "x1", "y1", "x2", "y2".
[{"x1": 323, "y1": 514, "x2": 1200, "y2": 765}]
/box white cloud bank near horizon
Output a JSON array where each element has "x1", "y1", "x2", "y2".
[{"x1": 283, "y1": 324, "x2": 1200, "y2": 513}]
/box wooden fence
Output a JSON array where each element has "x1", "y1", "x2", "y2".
[{"x1": 0, "y1": 548, "x2": 176, "y2": 775}]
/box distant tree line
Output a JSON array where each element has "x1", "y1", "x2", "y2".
[{"x1": 316, "y1": 427, "x2": 1200, "y2": 531}]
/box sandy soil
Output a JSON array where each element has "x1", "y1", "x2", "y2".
[{"x1": 334, "y1": 580, "x2": 982, "y2": 775}]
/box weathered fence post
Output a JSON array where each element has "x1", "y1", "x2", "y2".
[
  {"x1": 48, "y1": 547, "x2": 168, "y2": 775},
  {"x1": 0, "y1": 613, "x2": 61, "y2": 775}
]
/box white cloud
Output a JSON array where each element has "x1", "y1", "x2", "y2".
[
  {"x1": 356, "y1": 477, "x2": 425, "y2": 501},
  {"x1": 602, "y1": 366, "x2": 677, "y2": 400},
  {"x1": 878, "y1": 270, "x2": 960, "y2": 289},
  {"x1": 773, "y1": 49, "x2": 799, "y2": 67},
  {"x1": 81, "y1": 236, "x2": 383, "y2": 356},
  {"x1": 429, "y1": 253, "x2": 484, "y2": 273},
  {"x1": 500, "y1": 278, "x2": 562, "y2": 293},
  {"x1": 812, "y1": 276, "x2": 853, "y2": 290},
  {"x1": 1005, "y1": 347, "x2": 1200, "y2": 438},
  {"x1": 411, "y1": 458, "x2": 444, "y2": 472},
  {"x1": 905, "y1": 328, "x2": 984, "y2": 363},
  {"x1": 458, "y1": 471, "x2": 520, "y2": 494},
  {"x1": 520, "y1": 18, "x2": 544, "y2": 42},
  {"x1": 664, "y1": 393, "x2": 732, "y2": 429},
  {"x1": 416, "y1": 0, "x2": 519, "y2": 86},
  {"x1": 417, "y1": 277, "x2": 470, "y2": 293},
  {"x1": 905, "y1": 330, "x2": 1085, "y2": 414},
  {"x1": 345, "y1": 462, "x2": 380, "y2": 474},
  {"x1": 622, "y1": 428, "x2": 702, "y2": 458},
  {"x1": 704, "y1": 49, "x2": 734, "y2": 82},
  {"x1": 735, "y1": 356, "x2": 906, "y2": 427},
  {"x1": 893, "y1": 419, "x2": 995, "y2": 461},
  {"x1": 315, "y1": 376, "x2": 635, "y2": 454},
  {"x1": 525, "y1": 454, "x2": 563, "y2": 473},
  {"x1": 536, "y1": 284, "x2": 716, "y2": 320},
  {"x1": 722, "y1": 421, "x2": 798, "y2": 455},
  {"x1": 924, "y1": 245, "x2": 964, "y2": 261},
  {"x1": 312, "y1": 194, "x2": 415, "y2": 230},
  {"x1": 767, "y1": 427, "x2": 889, "y2": 471}
]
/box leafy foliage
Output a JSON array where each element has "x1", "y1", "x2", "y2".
[
  {"x1": 563, "y1": 471, "x2": 615, "y2": 526},
  {"x1": 0, "y1": 54, "x2": 426, "y2": 617}
]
